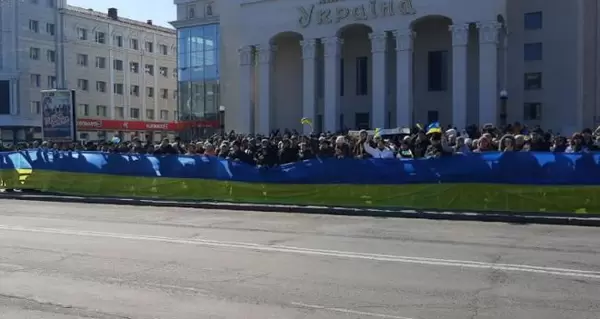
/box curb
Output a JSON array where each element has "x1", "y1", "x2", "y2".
[{"x1": 1, "y1": 193, "x2": 600, "y2": 227}]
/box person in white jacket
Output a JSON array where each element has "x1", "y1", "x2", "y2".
[{"x1": 363, "y1": 136, "x2": 395, "y2": 159}]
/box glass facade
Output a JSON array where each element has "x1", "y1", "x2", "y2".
[{"x1": 177, "y1": 24, "x2": 220, "y2": 122}]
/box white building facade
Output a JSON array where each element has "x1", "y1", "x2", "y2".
[
  {"x1": 0, "y1": 0, "x2": 179, "y2": 143},
  {"x1": 0, "y1": 0, "x2": 60, "y2": 142},
  {"x1": 173, "y1": 0, "x2": 597, "y2": 135},
  {"x1": 60, "y1": 6, "x2": 179, "y2": 141}
]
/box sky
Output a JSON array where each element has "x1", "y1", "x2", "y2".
[{"x1": 67, "y1": 0, "x2": 176, "y2": 28}]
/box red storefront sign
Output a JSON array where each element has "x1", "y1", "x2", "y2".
[{"x1": 77, "y1": 119, "x2": 220, "y2": 131}]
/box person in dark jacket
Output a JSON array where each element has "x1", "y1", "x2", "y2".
[
  {"x1": 278, "y1": 139, "x2": 298, "y2": 164},
  {"x1": 227, "y1": 141, "x2": 254, "y2": 165},
  {"x1": 255, "y1": 139, "x2": 278, "y2": 167},
  {"x1": 153, "y1": 138, "x2": 178, "y2": 155}
]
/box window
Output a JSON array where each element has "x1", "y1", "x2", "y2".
[
  {"x1": 145, "y1": 41, "x2": 154, "y2": 53},
  {"x1": 146, "y1": 109, "x2": 155, "y2": 120},
  {"x1": 79, "y1": 104, "x2": 89, "y2": 116},
  {"x1": 524, "y1": 12, "x2": 542, "y2": 30},
  {"x1": 130, "y1": 38, "x2": 139, "y2": 50},
  {"x1": 46, "y1": 23, "x2": 55, "y2": 35},
  {"x1": 47, "y1": 76, "x2": 56, "y2": 88},
  {"x1": 188, "y1": 6, "x2": 195, "y2": 19},
  {"x1": 428, "y1": 50, "x2": 448, "y2": 91},
  {"x1": 159, "y1": 66, "x2": 168, "y2": 77},
  {"x1": 113, "y1": 35, "x2": 123, "y2": 47},
  {"x1": 145, "y1": 64, "x2": 154, "y2": 75},
  {"x1": 130, "y1": 108, "x2": 140, "y2": 119},
  {"x1": 160, "y1": 110, "x2": 169, "y2": 120},
  {"x1": 77, "y1": 79, "x2": 89, "y2": 91},
  {"x1": 47, "y1": 0, "x2": 54, "y2": 7},
  {"x1": 95, "y1": 56, "x2": 106, "y2": 68},
  {"x1": 30, "y1": 101, "x2": 41, "y2": 114},
  {"x1": 113, "y1": 59, "x2": 123, "y2": 71},
  {"x1": 130, "y1": 62, "x2": 139, "y2": 73},
  {"x1": 130, "y1": 85, "x2": 139, "y2": 96},
  {"x1": 115, "y1": 106, "x2": 124, "y2": 119},
  {"x1": 340, "y1": 58, "x2": 344, "y2": 96},
  {"x1": 77, "y1": 27, "x2": 87, "y2": 40},
  {"x1": 173, "y1": 89, "x2": 178, "y2": 99},
  {"x1": 30, "y1": 47, "x2": 40, "y2": 60},
  {"x1": 177, "y1": 24, "x2": 221, "y2": 115},
  {"x1": 524, "y1": 43, "x2": 543, "y2": 61},
  {"x1": 29, "y1": 20, "x2": 39, "y2": 32},
  {"x1": 524, "y1": 102, "x2": 542, "y2": 120},
  {"x1": 159, "y1": 44, "x2": 168, "y2": 55},
  {"x1": 95, "y1": 31, "x2": 106, "y2": 44},
  {"x1": 524, "y1": 72, "x2": 542, "y2": 90},
  {"x1": 173, "y1": 68, "x2": 178, "y2": 78},
  {"x1": 30, "y1": 74, "x2": 41, "y2": 87},
  {"x1": 76, "y1": 54, "x2": 88, "y2": 66},
  {"x1": 355, "y1": 56, "x2": 368, "y2": 96},
  {"x1": 96, "y1": 81, "x2": 106, "y2": 92},
  {"x1": 146, "y1": 87, "x2": 154, "y2": 98},
  {"x1": 46, "y1": 50, "x2": 55, "y2": 63},
  {"x1": 96, "y1": 105, "x2": 107, "y2": 117},
  {"x1": 160, "y1": 88, "x2": 168, "y2": 99},
  {"x1": 113, "y1": 83, "x2": 124, "y2": 95}
]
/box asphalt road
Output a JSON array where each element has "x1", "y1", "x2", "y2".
[{"x1": 0, "y1": 200, "x2": 599, "y2": 319}]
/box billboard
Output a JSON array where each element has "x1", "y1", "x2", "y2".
[{"x1": 41, "y1": 89, "x2": 76, "y2": 142}]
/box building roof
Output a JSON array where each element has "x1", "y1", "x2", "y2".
[{"x1": 64, "y1": 5, "x2": 176, "y2": 35}]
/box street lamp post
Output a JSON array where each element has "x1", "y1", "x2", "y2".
[
  {"x1": 499, "y1": 89, "x2": 508, "y2": 127},
  {"x1": 219, "y1": 105, "x2": 226, "y2": 135}
]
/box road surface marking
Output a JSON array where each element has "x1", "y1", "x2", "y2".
[
  {"x1": 1, "y1": 224, "x2": 599, "y2": 280},
  {"x1": 291, "y1": 302, "x2": 413, "y2": 319}
]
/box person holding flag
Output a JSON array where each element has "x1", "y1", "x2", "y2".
[{"x1": 362, "y1": 128, "x2": 395, "y2": 159}]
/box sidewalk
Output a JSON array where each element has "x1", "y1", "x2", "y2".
[{"x1": 1, "y1": 190, "x2": 599, "y2": 227}]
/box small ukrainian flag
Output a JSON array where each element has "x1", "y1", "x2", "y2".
[
  {"x1": 300, "y1": 117, "x2": 313, "y2": 130},
  {"x1": 374, "y1": 128, "x2": 381, "y2": 138},
  {"x1": 426, "y1": 122, "x2": 442, "y2": 134}
]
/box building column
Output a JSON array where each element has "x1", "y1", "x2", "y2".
[
  {"x1": 449, "y1": 23, "x2": 469, "y2": 129},
  {"x1": 300, "y1": 39, "x2": 317, "y2": 135},
  {"x1": 477, "y1": 22, "x2": 501, "y2": 126},
  {"x1": 322, "y1": 36, "x2": 343, "y2": 133},
  {"x1": 369, "y1": 32, "x2": 387, "y2": 129},
  {"x1": 238, "y1": 45, "x2": 254, "y2": 134},
  {"x1": 256, "y1": 44, "x2": 275, "y2": 135},
  {"x1": 393, "y1": 29, "x2": 415, "y2": 128}
]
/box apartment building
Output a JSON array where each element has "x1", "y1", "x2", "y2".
[
  {"x1": 172, "y1": 0, "x2": 598, "y2": 134},
  {"x1": 0, "y1": 0, "x2": 180, "y2": 143},
  {"x1": 0, "y1": 0, "x2": 60, "y2": 143},
  {"x1": 61, "y1": 6, "x2": 179, "y2": 141}
]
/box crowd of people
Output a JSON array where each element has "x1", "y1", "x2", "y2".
[{"x1": 1, "y1": 122, "x2": 599, "y2": 166}]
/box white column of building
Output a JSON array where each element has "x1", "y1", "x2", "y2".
[
  {"x1": 449, "y1": 23, "x2": 469, "y2": 129},
  {"x1": 369, "y1": 32, "x2": 387, "y2": 129},
  {"x1": 393, "y1": 29, "x2": 415, "y2": 128},
  {"x1": 256, "y1": 44, "x2": 275, "y2": 134},
  {"x1": 300, "y1": 39, "x2": 317, "y2": 135},
  {"x1": 238, "y1": 45, "x2": 254, "y2": 134},
  {"x1": 322, "y1": 36, "x2": 343, "y2": 133},
  {"x1": 477, "y1": 22, "x2": 501, "y2": 125}
]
